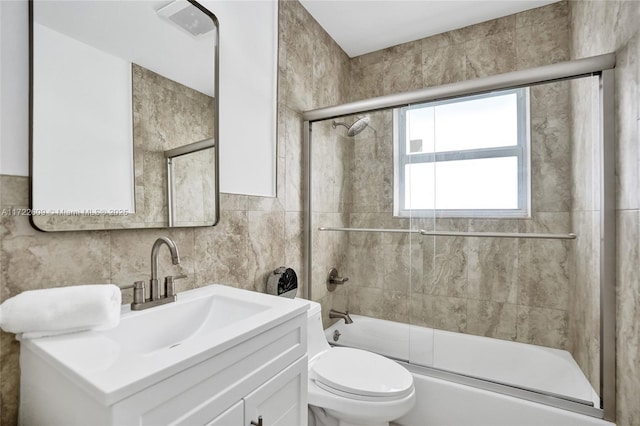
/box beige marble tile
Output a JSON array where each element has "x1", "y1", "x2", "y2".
[
  {"x1": 616, "y1": 210, "x2": 640, "y2": 425},
  {"x1": 530, "y1": 114, "x2": 572, "y2": 213},
  {"x1": 284, "y1": 211, "x2": 305, "y2": 297},
  {"x1": 246, "y1": 211, "x2": 286, "y2": 292},
  {"x1": 172, "y1": 153, "x2": 211, "y2": 226},
  {"x1": 517, "y1": 238, "x2": 570, "y2": 310},
  {"x1": 467, "y1": 220, "x2": 519, "y2": 304},
  {"x1": 569, "y1": 76, "x2": 600, "y2": 212},
  {"x1": 283, "y1": 107, "x2": 304, "y2": 212},
  {"x1": 516, "y1": 17, "x2": 569, "y2": 69},
  {"x1": 515, "y1": 1, "x2": 568, "y2": 29},
  {"x1": 529, "y1": 80, "x2": 571, "y2": 121},
  {"x1": 422, "y1": 44, "x2": 466, "y2": 87},
  {"x1": 568, "y1": 211, "x2": 600, "y2": 391},
  {"x1": 459, "y1": 15, "x2": 515, "y2": 41},
  {"x1": 311, "y1": 120, "x2": 351, "y2": 213},
  {"x1": 351, "y1": 132, "x2": 394, "y2": 213},
  {"x1": 348, "y1": 286, "x2": 409, "y2": 324},
  {"x1": 466, "y1": 300, "x2": 517, "y2": 340},
  {"x1": 348, "y1": 61, "x2": 385, "y2": 102},
  {"x1": 615, "y1": 37, "x2": 640, "y2": 210},
  {"x1": 345, "y1": 229, "x2": 384, "y2": 289},
  {"x1": 410, "y1": 293, "x2": 467, "y2": 333},
  {"x1": 247, "y1": 195, "x2": 284, "y2": 213},
  {"x1": 464, "y1": 32, "x2": 516, "y2": 79},
  {"x1": 409, "y1": 233, "x2": 425, "y2": 292},
  {"x1": 193, "y1": 210, "x2": 251, "y2": 288},
  {"x1": 0, "y1": 175, "x2": 28, "y2": 208},
  {"x1": 516, "y1": 305, "x2": 567, "y2": 349},
  {"x1": 419, "y1": 219, "x2": 468, "y2": 298},
  {"x1": 382, "y1": 240, "x2": 412, "y2": 294},
  {"x1": 219, "y1": 193, "x2": 249, "y2": 212},
  {"x1": 383, "y1": 50, "x2": 423, "y2": 95},
  {"x1": 386, "y1": 40, "x2": 422, "y2": 58},
  {"x1": 312, "y1": 24, "x2": 351, "y2": 108},
  {"x1": 1, "y1": 216, "x2": 112, "y2": 302},
  {"x1": 614, "y1": 1, "x2": 640, "y2": 50},
  {"x1": 277, "y1": 101, "x2": 287, "y2": 162},
  {"x1": 420, "y1": 30, "x2": 466, "y2": 53},
  {"x1": 350, "y1": 48, "x2": 386, "y2": 69},
  {"x1": 280, "y1": 5, "x2": 314, "y2": 111}
]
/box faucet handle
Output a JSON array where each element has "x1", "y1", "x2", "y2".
[
  {"x1": 327, "y1": 267, "x2": 349, "y2": 291},
  {"x1": 119, "y1": 282, "x2": 146, "y2": 305},
  {"x1": 165, "y1": 274, "x2": 187, "y2": 297}
]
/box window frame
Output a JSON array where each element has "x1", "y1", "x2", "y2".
[{"x1": 393, "y1": 87, "x2": 531, "y2": 218}]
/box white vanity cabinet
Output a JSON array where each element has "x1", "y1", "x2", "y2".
[
  {"x1": 18, "y1": 285, "x2": 309, "y2": 426},
  {"x1": 207, "y1": 356, "x2": 307, "y2": 426},
  {"x1": 206, "y1": 401, "x2": 244, "y2": 425}
]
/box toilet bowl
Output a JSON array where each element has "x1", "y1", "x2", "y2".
[{"x1": 302, "y1": 299, "x2": 415, "y2": 426}]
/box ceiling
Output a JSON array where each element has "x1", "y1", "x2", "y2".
[{"x1": 299, "y1": 0, "x2": 561, "y2": 57}]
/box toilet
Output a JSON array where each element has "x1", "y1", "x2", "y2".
[{"x1": 303, "y1": 299, "x2": 415, "y2": 426}]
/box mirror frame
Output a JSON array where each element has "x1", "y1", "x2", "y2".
[{"x1": 28, "y1": 0, "x2": 220, "y2": 231}]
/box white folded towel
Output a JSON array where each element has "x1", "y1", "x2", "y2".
[{"x1": 0, "y1": 284, "x2": 121, "y2": 339}]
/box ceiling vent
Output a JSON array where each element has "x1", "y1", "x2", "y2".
[{"x1": 157, "y1": 0, "x2": 215, "y2": 37}]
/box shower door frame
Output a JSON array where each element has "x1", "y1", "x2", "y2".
[{"x1": 303, "y1": 53, "x2": 616, "y2": 421}]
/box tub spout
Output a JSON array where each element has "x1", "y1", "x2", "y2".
[{"x1": 329, "y1": 309, "x2": 354, "y2": 324}]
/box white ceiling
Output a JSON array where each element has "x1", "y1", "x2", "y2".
[{"x1": 299, "y1": 0, "x2": 561, "y2": 58}]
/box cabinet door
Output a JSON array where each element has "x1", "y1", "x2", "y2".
[
  {"x1": 205, "y1": 401, "x2": 243, "y2": 426},
  {"x1": 244, "y1": 356, "x2": 308, "y2": 426}
]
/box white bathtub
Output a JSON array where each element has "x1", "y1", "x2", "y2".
[{"x1": 324, "y1": 315, "x2": 614, "y2": 426}]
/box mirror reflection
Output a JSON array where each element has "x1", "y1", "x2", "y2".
[{"x1": 30, "y1": 0, "x2": 219, "y2": 231}]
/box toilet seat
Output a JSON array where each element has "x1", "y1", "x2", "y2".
[{"x1": 310, "y1": 347, "x2": 414, "y2": 401}]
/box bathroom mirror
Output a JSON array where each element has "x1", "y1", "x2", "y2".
[{"x1": 29, "y1": 0, "x2": 219, "y2": 231}]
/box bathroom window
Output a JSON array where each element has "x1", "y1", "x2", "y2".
[{"x1": 394, "y1": 88, "x2": 530, "y2": 218}]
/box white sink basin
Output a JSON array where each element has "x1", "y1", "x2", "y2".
[
  {"x1": 21, "y1": 284, "x2": 308, "y2": 405},
  {"x1": 102, "y1": 293, "x2": 270, "y2": 355}
]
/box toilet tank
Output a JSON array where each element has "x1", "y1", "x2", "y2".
[{"x1": 299, "y1": 298, "x2": 330, "y2": 360}]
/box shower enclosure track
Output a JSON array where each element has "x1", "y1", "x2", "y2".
[{"x1": 318, "y1": 226, "x2": 577, "y2": 240}]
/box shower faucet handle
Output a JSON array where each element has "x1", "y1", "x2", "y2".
[
  {"x1": 330, "y1": 275, "x2": 349, "y2": 284},
  {"x1": 327, "y1": 267, "x2": 349, "y2": 291}
]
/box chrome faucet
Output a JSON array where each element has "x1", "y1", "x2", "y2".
[
  {"x1": 329, "y1": 309, "x2": 354, "y2": 324},
  {"x1": 119, "y1": 237, "x2": 186, "y2": 311},
  {"x1": 150, "y1": 236, "x2": 180, "y2": 301}
]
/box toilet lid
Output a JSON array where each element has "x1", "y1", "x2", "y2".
[{"x1": 311, "y1": 347, "x2": 413, "y2": 398}]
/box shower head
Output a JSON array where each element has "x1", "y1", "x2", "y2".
[{"x1": 332, "y1": 116, "x2": 370, "y2": 137}]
